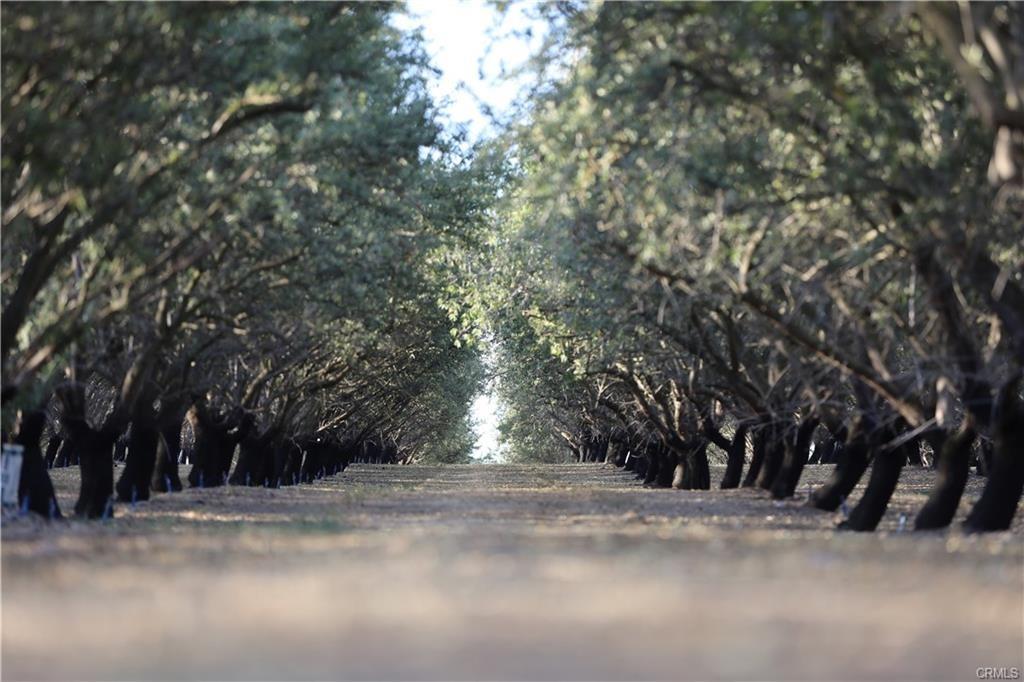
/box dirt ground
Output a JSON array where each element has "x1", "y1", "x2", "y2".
[{"x1": 2, "y1": 462, "x2": 1022, "y2": 681}]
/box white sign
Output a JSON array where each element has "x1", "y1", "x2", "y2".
[{"x1": 1, "y1": 443, "x2": 24, "y2": 507}]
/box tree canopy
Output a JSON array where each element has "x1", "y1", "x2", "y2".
[
  {"x1": 462, "y1": 1, "x2": 1024, "y2": 530},
  {"x1": 2, "y1": 1, "x2": 1022, "y2": 531},
  {"x1": 2, "y1": 3, "x2": 496, "y2": 493}
]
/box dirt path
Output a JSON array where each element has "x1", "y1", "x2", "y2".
[{"x1": 2, "y1": 463, "x2": 1022, "y2": 681}]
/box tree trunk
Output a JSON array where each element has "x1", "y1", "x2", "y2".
[
  {"x1": 720, "y1": 424, "x2": 748, "y2": 489},
  {"x1": 264, "y1": 439, "x2": 289, "y2": 487},
  {"x1": 231, "y1": 429, "x2": 272, "y2": 486},
  {"x1": 609, "y1": 432, "x2": 630, "y2": 467},
  {"x1": 14, "y1": 410, "x2": 62, "y2": 518},
  {"x1": 149, "y1": 395, "x2": 186, "y2": 491},
  {"x1": 277, "y1": 440, "x2": 303, "y2": 486},
  {"x1": 116, "y1": 395, "x2": 162, "y2": 503},
  {"x1": 654, "y1": 444, "x2": 674, "y2": 488},
  {"x1": 755, "y1": 422, "x2": 785, "y2": 490},
  {"x1": 841, "y1": 427, "x2": 910, "y2": 531},
  {"x1": 70, "y1": 423, "x2": 117, "y2": 519},
  {"x1": 741, "y1": 426, "x2": 768, "y2": 488},
  {"x1": 300, "y1": 437, "x2": 327, "y2": 483},
  {"x1": 807, "y1": 420, "x2": 870, "y2": 512},
  {"x1": 642, "y1": 442, "x2": 660, "y2": 486},
  {"x1": 187, "y1": 403, "x2": 235, "y2": 488},
  {"x1": 283, "y1": 442, "x2": 303, "y2": 485},
  {"x1": 770, "y1": 417, "x2": 820, "y2": 499},
  {"x1": 964, "y1": 389, "x2": 1024, "y2": 532},
  {"x1": 612, "y1": 441, "x2": 628, "y2": 467},
  {"x1": 255, "y1": 435, "x2": 281, "y2": 487},
  {"x1": 915, "y1": 422, "x2": 975, "y2": 530},
  {"x1": 692, "y1": 442, "x2": 710, "y2": 490},
  {"x1": 322, "y1": 440, "x2": 346, "y2": 476},
  {"x1": 151, "y1": 408, "x2": 184, "y2": 493},
  {"x1": 151, "y1": 431, "x2": 182, "y2": 493}
]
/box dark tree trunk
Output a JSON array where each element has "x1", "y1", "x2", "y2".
[
  {"x1": 642, "y1": 442, "x2": 661, "y2": 486},
  {"x1": 300, "y1": 437, "x2": 328, "y2": 483},
  {"x1": 283, "y1": 441, "x2": 303, "y2": 485},
  {"x1": 915, "y1": 422, "x2": 975, "y2": 530},
  {"x1": 655, "y1": 458, "x2": 674, "y2": 487},
  {"x1": 116, "y1": 393, "x2": 162, "y2": 503},
  {"x1": 151, "y1": 408, "x2": 184, "y2": 493},
  {"x1": 581, "y1": 436, "x2": 596, "y2": 463},
  {"x1": 186, "y1": 403, "x2": 237, "y2": 488},
  {"x1": 256, "y1": 435, "x2": 282, "y2": 487},
  {"x1": 321, "y1": 440, "x2": 346, "y2": 476},
  {"x1": 654, "y1": 444, "x2": 674, "y2": 488},
  {"x1": 964, "y1": 390, "x2": 1024, "y2": 532},
  {"x1": 231, "y1": 428, "x2": 273, "y2": 486},
  {"x1": 741, "y1": 425, "x2": 768, "y2": 488},
  {"x1": 151, "y1": 430, "x2": 182, "y2": 492},
  {"x1": 116, "y1": 421, "x2": 159, "y2": 503},
  {"x1": 807, "y1": 420, "x2": 870, "y2": 512},
  {"x1": 217, "y1": 412, "x2": 251, "y2": 482},
  {"x1": 840, "y1": 425, "x2": 911, "y2": 531},
  {"x1": 14, "y1": 411, "x2": 62, "y2": 518},
  {"x1": 611, "y1": 440, "x2": 629, "y2": 467},
  {"x1": 692, "y1": 442, "x2": 710, "y2": 490},
  {"x1": 264, "y1": 439, "x2": 289, "y2": 487},
  {"x1": 720, "y1": 424, "x2": 748, "y2": 489},
  {"x1": 276, "y1": 439, "x2": 303, "y2": 486},
  {"x1": 755, "y1": 422, "x2": 786, "y2": 490},
  {"x1": 69, "y1": 423, "x2": 116, "y2": 519},
  {"x1": 342, "y1": 438, "x2": 361, "y2": 470},
  {"x1": 361, "y1": 441, "x2": 377, "y2": 464},
  {"x1": 217, "y1": 443, "x2": 235, "y2": 484},
  {"x1": 770, "y1": 417, "x2": 820, "y2": 500},
  {"x1": 669, "y1": 441, "x2": 710, "y2": 490},
  {"x1": 55, "y1": 383, "x2": 116, "y2": 518},
  {"x1": 383, "y1": 441, "x2": 398, "y2": 464}
]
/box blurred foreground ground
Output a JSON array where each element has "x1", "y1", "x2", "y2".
[{"x1": 2, "y1": 463, "x2": 1022, "y2": 681}]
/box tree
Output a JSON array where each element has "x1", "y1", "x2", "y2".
[
  {"x1": 481, "y1": 1, "x2": 1022, "y2": 531},
  {"x1": 2, "y1": 3, "x2": 497, "y2": 516}
]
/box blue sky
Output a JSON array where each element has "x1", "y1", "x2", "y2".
[{"x1": 394, "y1": 1, "x2": 546, "y2": 460}]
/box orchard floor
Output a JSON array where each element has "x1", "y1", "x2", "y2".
[{"x1": 2, "y1": 463, "x2": 1022, "y2": 681}]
